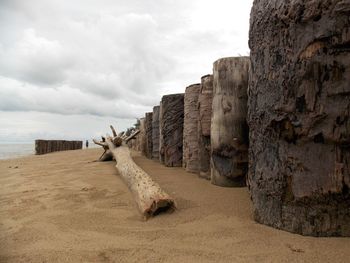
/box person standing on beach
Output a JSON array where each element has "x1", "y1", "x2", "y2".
[{"x1": 86, "y1": 140, "x2": 89, "y2": 149}]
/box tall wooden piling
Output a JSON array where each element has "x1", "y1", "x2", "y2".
[
  {"x1": 139, "y1": 118, "x2": 146, "y2": 155},
  {"x1": 198, "y1": 74, "x2": 213, "y2": 180},
  {"x1": 159, "y1": 93, "x2": 184, "y2": 167},
  {"x1": 248, "y1": 0, "x2": 350, "y2": 236},
  {"x1": 152, "y1": 106, "x2": 160, "y2": 160},
  {"x1": 145, "y1": 112, "x2": 153, "y2": 159},
  {"x1": 211, "y1": 57, "x2": 250, "y2": 187},
  {"x1": 183, "y1": 84, "x2": 200, "y2": 173}
]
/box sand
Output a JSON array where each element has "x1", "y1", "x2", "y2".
[{"x1": 0, "y1": 149, "x2": 349, "y2": 263}]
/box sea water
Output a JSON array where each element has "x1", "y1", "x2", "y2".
[
  {"x1": 0, "y1": 143, "x2": 34, "y2": 160},
  {"x1": 0, "y1": 141, "x2": 97, "y2": 160}
]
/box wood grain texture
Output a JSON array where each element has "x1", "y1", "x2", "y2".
[
  {"x1": 160, "y1": 94, "x2": 184, "y2": 167},
  {"x1": 248, "y1": 0, "x2": 350, "y2": 236},
  {"x1": 183, "y1": 84, "x2": 200, "y2": 173},
  {"x1": 211, "y1": 57, "x2": 249, "y2": 187}
]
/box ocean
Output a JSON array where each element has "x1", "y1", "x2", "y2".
[
  {"x1": 0, "y1": 142, "x2": 97, "y2": 160},
  {"x1": 0, "y1": 143, "x2": 35, "y2": 160}
]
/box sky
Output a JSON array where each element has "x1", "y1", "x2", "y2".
[{"x1": 0, "y1": 0, "x2": 253, "y2": 143}]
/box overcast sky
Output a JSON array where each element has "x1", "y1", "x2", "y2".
[{"x1": 0, "y1": 0, "x2": 253, "y2": 143}]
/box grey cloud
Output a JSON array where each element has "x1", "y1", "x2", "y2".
[
  {"x1": 0, "y1": 110, "x2": 135, "y2": 142},
  {"x1": 0, "y1": 0, "x2": 253, "y2": 138}
]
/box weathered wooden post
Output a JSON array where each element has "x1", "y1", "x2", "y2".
[
  {"x1": 159, "y1": 102, "x2": 165, "y2": 164},
  {"x1": 145, "y1": 112, "x2": 153, "y2": 159},
  {"x1": 211, "y1": 57, "x2": 250, "y2": 187},
  {"x1": 248, "y1": 0, "x2": 350, "y2": 236},
  {"x1": 198, "y1": 74, "x2": 213, "y2": 180},
  {"x1": 183, "y1": 84, "x2": 200, "y2": 173},
  {"x1": 35, "y1": 140, "x2": 83, "y2": 155},
  {"x1": 160, "y1": 94, "x2": 184, "y2": 167},
  {"x1": 152, "y1": 106, "x2": 160, "y2": 160},
  {"x1": 139, "y1": 118, "x2": 146, "y2": 155}
]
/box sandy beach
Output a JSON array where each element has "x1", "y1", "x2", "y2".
[{"x1": 0, "y1": 148, "x2": 349, "y2": 263}]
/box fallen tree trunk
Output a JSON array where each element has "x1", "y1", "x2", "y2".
[
  {"x1": 93, "y1": 139, "x2": 113, "y2": 161},
  {"x1": 94, "y1": 127, "x2": 175, "y2": 218}
]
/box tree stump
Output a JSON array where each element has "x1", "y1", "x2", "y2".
[
  {"x1": 211, "y1": 57, "x2": 250, "y2": 187},
  {"x1": 198, "y1": 74, "x2": 213, "y2": 180},
  {"x1": 248, "y1": 0, "x2": 350, "y2": 236},
  {"x1": 152, "y1": 106, "x2": 160, "y2": 160},
  {"x1": 145, "y1": 112, "x2": 153, "y2": 159},
  {"x1": 160, "y1": 93, "x2": 184, "y2": 167},
  {"x1": 183, "y1": 84, "x2": 200, "y2": 173}
]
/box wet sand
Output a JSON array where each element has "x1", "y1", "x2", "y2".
[{"x1": 0, "y1": 148, "x2": 349, "y2": 262}]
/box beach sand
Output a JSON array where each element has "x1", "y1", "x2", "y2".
[{"x1": 0, "y1": 149, "x2": 349, "y2": 263}]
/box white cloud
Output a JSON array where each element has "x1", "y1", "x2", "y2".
[
  {"x1": 0, "y1": 28, "x2": 73, "y2": 85},
  {"x1": 0, "y1": 0, "x2": 253, "y2": 140},
  {"x1": 0, "y1": 111, "x2": 134, "y2": 143}
]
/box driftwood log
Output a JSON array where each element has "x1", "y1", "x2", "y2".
[
  {"x1": 183, "y1": 84, "x2": 200, "y2": 173},
  {"x1": 198, "y1": 74, "x2": 213, "y2": 180},
  {"x1": 248, "y1": 0, "x2": 350, "y2": 236},
  {"x1": 93, "y1": 126, "x2": 175, "y2": 218},
  {"x1": 152, "y1": 106, "x2": 160, "y2": 160},
  {"x1": 211, "y1": 57, "x2": 250, "y2": 187}
]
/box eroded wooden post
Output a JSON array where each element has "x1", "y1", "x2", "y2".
[
  {"x1": 211, "y1": 57, "x2": 249, "y2": 187},
  {"x1": 183, "y1": 84, "x2": 200, "y2": 173},
  {"x1": 248, "y1": 0, "x2": 350, "y2": 236},
  {"x1": 145, "y1": 112, "x2": 153, "y2": 159},
  {"x1": 198, "y1": 74, "x2": 213, "y2": 180},
  {"x1": 160, "y1": 94, "x2": 184, "y2": 167},
  {"x1": 152, "y1": 106, "x2": 160, "y2": 160},
  {"x1": 139, "y1": 118, "x2": 146, "y2": 155}
]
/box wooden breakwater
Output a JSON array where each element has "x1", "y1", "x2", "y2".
[
  {"x1": 129, "y1": 0, "x2": 350, "y2": 237},
  {"x1": 35, "y1": 140, "x2": 83, "y2": 155}
]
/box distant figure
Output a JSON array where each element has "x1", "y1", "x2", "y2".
[{"x1": 86, "y1": 140, "x2": 89, "y2": 149}]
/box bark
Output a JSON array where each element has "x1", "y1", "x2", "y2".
[
  {"x1": 160, "y1": 94, "x2": 184, "y2": 167},
  {"x1": 198, "y1": 74, "x2": 213, "y2": 180},
  {"x1": 183, "y1": 84, "x2": 200, "y2": 173},
  {"x1": 152, "y1": 106, "x2": 160, "y2": 160},
  {"x1": 248, "y1": 0, "x2": 350, "y2": 236},
  {"x1": 211, "y1": 57, "x2": 249, "y2": 187},
  {"x1": 145, "y1": 112, "x2": 153, "y2": 159}
]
